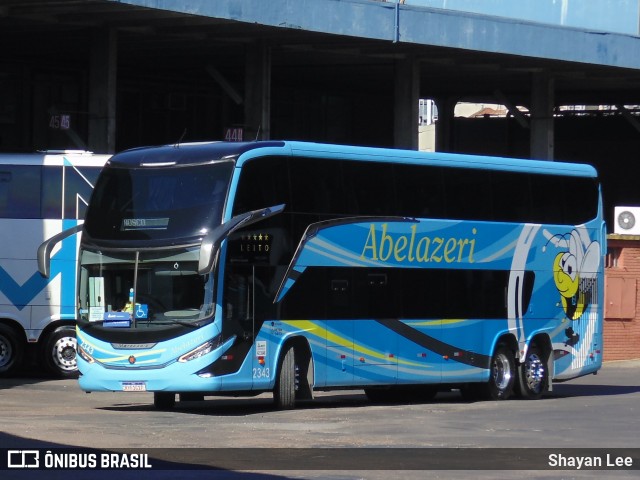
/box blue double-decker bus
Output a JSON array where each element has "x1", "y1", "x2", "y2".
[{"x1": 39, "y1": 141, "x2": 605, "y2": 408}]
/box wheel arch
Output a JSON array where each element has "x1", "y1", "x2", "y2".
[
  {"x1": 0, "y1": 318, "x2": 27, "y2": 343},
  {"x1": 494, "y1": 332, "x2": 518, "y2": 358},
  {"x1": 39, "y1": 319, "x2": 76, "y2": 342},
  {"x1": 276, "y1": 335, "x2": 315, "y2": 400}
]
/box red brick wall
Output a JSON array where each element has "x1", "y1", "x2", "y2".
[{"x1": 604, "y1": 239, "x2": 640, "y2": 361}]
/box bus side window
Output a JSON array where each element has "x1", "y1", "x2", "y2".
[
  {"x1": 342, "y1": 162, "x2": 396, "y2": 216},
  {"x1": 491, "y1": 171, "x2": 531, "y2": 223},
  {"x1": 395, "y1": 164, "x2": 445, "y2": 218},
  {"x1": 233, "y1": 156, "x2": 290, "y2": 215},
  {"x1": 290, "y1": 158, "x2": 346, "y2": 217},
  {"x1": 0, "y1": 166, "x2": 41, "y2": 218},
  {"x1": 530, "y1": 174, "x2": 565, "y2": 224},
  {"x1": 443, "y1": 168, "x2": 492, "y2": 221}
]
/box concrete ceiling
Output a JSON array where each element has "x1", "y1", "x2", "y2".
[{"x1": 1, "y1": 0, "x2": 639, "y2": 107}]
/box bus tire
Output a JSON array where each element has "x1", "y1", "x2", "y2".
[
  {"x1": 43, "y1": 326, "x2": 78, "y2": 378},
  {"x1": 517, "y1": 343, "x2": 548, "y2": 400},
  {"x1": 274, "y1": 344, "x2": 296, "y2": 410},
  {"x1": 480, "y1": 345, "x2": 515, "y2": 400},
  {"x1": 0, "y1": 324, "x2": 24, "y2": 376},
  {"x1": 154, "y1": 392, "x2": 176, "y2": 410}
]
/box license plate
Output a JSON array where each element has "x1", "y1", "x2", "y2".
[{"x1": 122, "y1": 381, "x2": 146, "y2": 392}]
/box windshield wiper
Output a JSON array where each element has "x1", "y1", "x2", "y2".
[{"x1": 144, "y1": 318, "x2": 207, "y2": 329}]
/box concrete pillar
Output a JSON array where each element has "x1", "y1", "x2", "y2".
[
  {"x1": 88, "y1": 28, "x2": 117, "y2": 154},
  {"x1": 434, "y1": 96, "x2": 456, "y2": 153},
  {"x1": 244, "y1": 42, "x2": 271, "y2": 141},
  {"x1": 530, "y1": 73, "x2": 555, "y2": 160},
  {"x1": 394, "y1": 56, "x2": 419, "y2": 150}
]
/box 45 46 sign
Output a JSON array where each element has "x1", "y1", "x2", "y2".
[{"x1": 49, "y1": 114, "x2": 71, "y2": 130}]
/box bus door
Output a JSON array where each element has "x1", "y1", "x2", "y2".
[{"x1": 224, "y1": 228, "x2": 287, "y2": 390}]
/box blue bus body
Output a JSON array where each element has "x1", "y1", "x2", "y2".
[{"x1": 69, "y1": 141, "x2": 605, "y2": 405}]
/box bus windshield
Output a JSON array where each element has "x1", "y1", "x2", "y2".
[
  {"x1": 78, "y1": 246, "x2": 216, "y2": 327},
  {"x1": 83, "y1": 161, "x2": 233, "y2": 243}
]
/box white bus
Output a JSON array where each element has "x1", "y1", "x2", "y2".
[{"x1": 0, "y1": 151, "x2": 110, "y2": 377}]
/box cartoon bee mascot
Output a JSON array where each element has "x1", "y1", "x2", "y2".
[{"x1": 545, "y1": 229, "x2": 600, "y2": 346}]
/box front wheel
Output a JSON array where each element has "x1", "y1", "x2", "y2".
[
  {"x1": 517, "y1": 344, "x2": 548, "y2": 400},
  {"x1": 479, "y1": 345, "x2": 515, "y2": 400},
  {"x1": 43, "y1": 326, "x2": 78, "y2": 378},
  {"x1": 274, "y1": 345, "x2": 297, "y2": 409},
  {"x1": 0, "y1": 324, "x2": 24, "y2": 376}
]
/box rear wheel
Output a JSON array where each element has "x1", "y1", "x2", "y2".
[
  {"x1": 274, "y1": 345, "x2": 296, "y2": 409},
  {"x1": 43, "y1": 326, "x2": 78, "y2": 378},
  {"x1": 517, "y1": 344, "x2": 548, "y2": 399},
  {"x1": 479, "y1": 345, "x2": 515, "y2": 400},
  {"x1": 0, "y1": 324, "x2": 24, "y2": 376}
]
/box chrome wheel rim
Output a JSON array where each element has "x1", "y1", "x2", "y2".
[
  {"x1": 52, "y1": 335, "x2": 78, "y2": 372},
  {"x1": 492, "y1": 353, "x2": 512, "y2": 391},
  {"x1": 524, "y1": 353, "x2": 545, "y2": 393}
]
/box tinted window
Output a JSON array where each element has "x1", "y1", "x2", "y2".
[
  {"x1": 289, "y1": 157, "x2": 345, "y2": 217},
  {"x1": 491, "y1": 170, "x2": 532, "y2": 223},
  {"x1": 279, "y1": 266, "x2": 533, "y2": 320},
  {"x1": 233, "y1": 156, "x2": 599, "y2": 227},
  {"x1": 233, "y1": 156, "x2": 290, "y2": 214},
  {"x1": 443, "y1": 168, "x2": 493, "y2": 221},
  {"x1": 395, "y1": 164, "x2": 445, "y2": 218},
  {"x1": 0, "y1": 165, "x2": 40, "y2": 218},
  {"x1": 84, "y1": 162, "x2": 233, "y2": 242},
  {"x1": 562, "y1": 176, "x2": 599, "y2": 224},
  {"x1": 42, "y1": 166, "x2": 102, "y2": 219},
  {"x1": 342, "y1": 162, "x2": 396, "y2": 216}
]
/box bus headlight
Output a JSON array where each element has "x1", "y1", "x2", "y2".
[
  {"x1": 179, "y1": 340, "x2": 215, "y2": 363},
  {"x1": 77, "y1": 345, "x2": 95, "y2": 364}
]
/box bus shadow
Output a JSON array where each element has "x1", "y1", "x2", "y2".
[
  {"x1": 98, "y1": 381, "x2": 640, "y2": 416},
  {"x1": 0, "y1": 375, "x2": 64, "y2": 391},
  {"x1": 99, "y1": 393, "x2": 372, "y2": 417},
  {"x1": 99, "y1": 390, "x2": 471, "y2": 417},
  {"x1": 547, "y1": 383, "x2": 640, "y2": 398}
]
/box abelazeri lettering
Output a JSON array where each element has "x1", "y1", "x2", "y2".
[{"x1": 360, "y1": 223, "x2": 477, "y2": 264}]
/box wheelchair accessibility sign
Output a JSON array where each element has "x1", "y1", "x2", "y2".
[{"x1": 135, "y1": 304, "x2": 148, "y2": 319}]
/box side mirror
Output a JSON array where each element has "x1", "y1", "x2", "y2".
[
  {"x1": 37, "y1": 224, "x2": 83, "y2": 279},
  {"x1": 197, "y1": 204, "x2": 285, "y2": 275}
]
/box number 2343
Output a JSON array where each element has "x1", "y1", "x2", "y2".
[{"x1": 252, "y1": 367, "x2": 270, "y2": 379}]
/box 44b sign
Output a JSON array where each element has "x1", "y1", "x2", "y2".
[{"x1": 224, "y1": 127, "x2": 243, "y2": 142}]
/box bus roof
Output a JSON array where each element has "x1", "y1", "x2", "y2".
[
  {"x1": 105, "y1": 140, "x2": 598, "y2": 178},
  {"x1": 282, "y1": 141, "x2": 598, "y2": 178}
]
